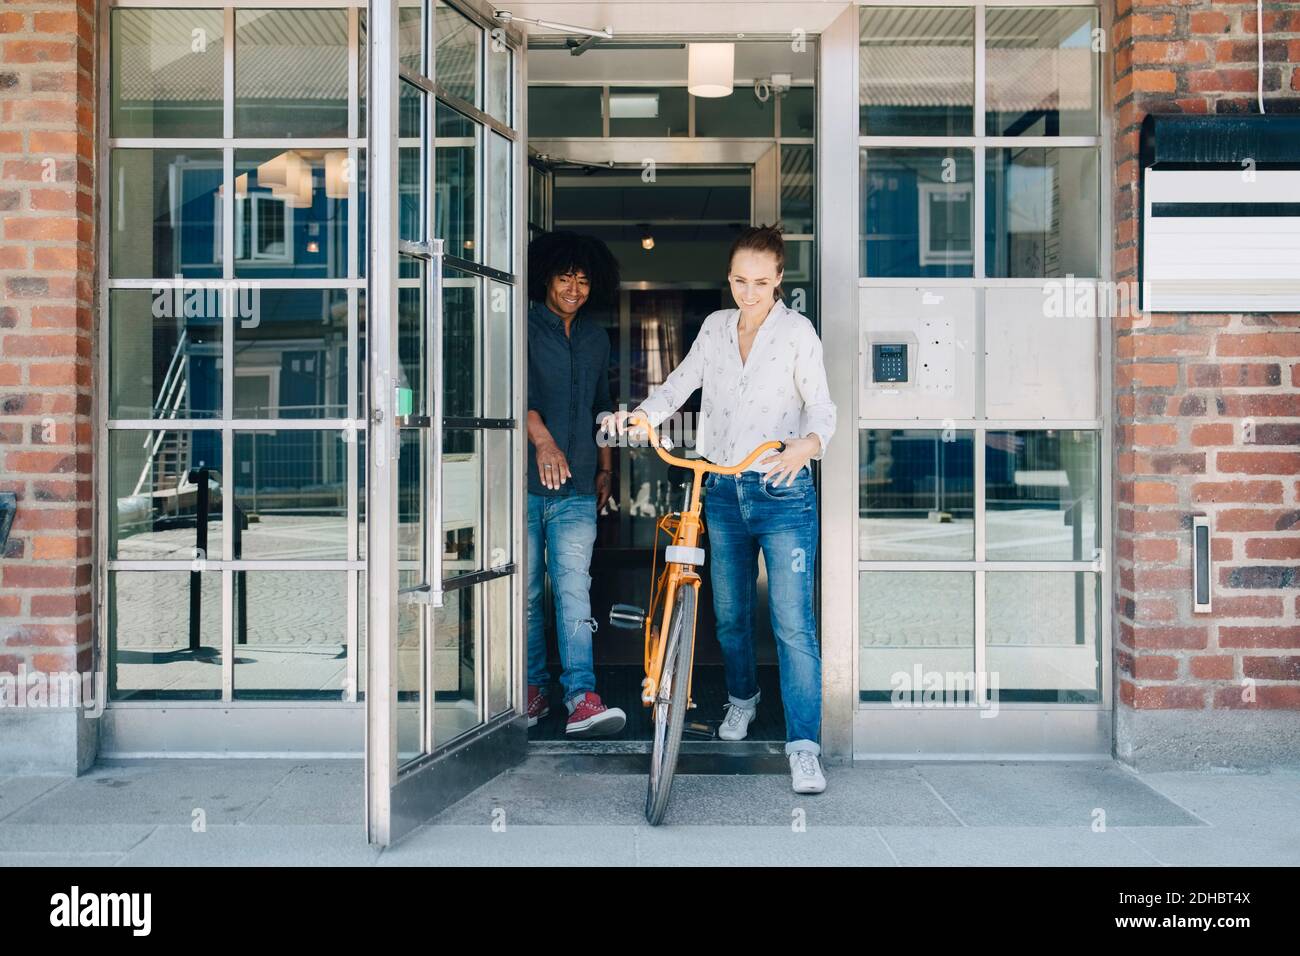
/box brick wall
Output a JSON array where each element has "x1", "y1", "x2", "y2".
[
  {"x1": 1112, "y1": 0, "x2": 1300, "y2": 768},
  {"x1": 0, "y1": 0, "x2": 97, "y2": 771}
]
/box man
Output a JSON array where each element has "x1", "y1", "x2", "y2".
[{"x1": 526, "y1": 231, "x2": 626, "y2": 737}]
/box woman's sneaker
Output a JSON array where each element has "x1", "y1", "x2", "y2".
[
  {"x1": 789, "y1": 750, "x2": 826, "y2": 794},
  {"x1": 718, "y1": 701, "x2": 757, "y2": 741},
  {"x1": 564, "y1": 692, "x2": 626, "y2": 737}
]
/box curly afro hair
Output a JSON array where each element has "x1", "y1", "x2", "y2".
[{"x1": 527, "y1": 230, "x2": 621, "y2": 309}]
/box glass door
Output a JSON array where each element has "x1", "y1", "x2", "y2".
[{"x1": 366, "y1": 0, "x2": 525, "y2": 846}]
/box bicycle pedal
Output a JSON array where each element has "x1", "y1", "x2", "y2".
[
  {"x1": 609, "y1": 604, "x2": 646, "y2": 630},
  {"x1": 682, "y1": 721, "x2": 715, "y2": 740}
]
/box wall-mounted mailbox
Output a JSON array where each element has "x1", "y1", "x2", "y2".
[
  {"x1": 1192, "y1": 514, "x2": 1212, "y2": 614},
  {"x1": 1141, "y1": 115, "x2": 1300, "y2": 313}
]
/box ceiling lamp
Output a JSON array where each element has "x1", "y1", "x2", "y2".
[
  {"x1": 688, "y1": 42, "x2": 734, "y2": 98},
  {"x1": 640, "y1": 224, "x2": 654, "y2": 251},
  {"x1": 325, "y1": 151, "x2": 349, "y2": 199}
]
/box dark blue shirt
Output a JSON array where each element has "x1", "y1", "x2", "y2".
[{"x1": 527, "y1": 301, "x2": 614, "y2": 497}]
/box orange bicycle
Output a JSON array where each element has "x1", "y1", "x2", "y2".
[{"x1": 608, "y1": 413, "x2": 783, "y2": 825}]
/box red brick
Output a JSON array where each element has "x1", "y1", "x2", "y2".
[
  {"x1": 1243, "y1": 656, "x2": 1300, "y2": 681},
  {"x1": 1190, "y1": 655, "x2": 1235, "y2": 680},
  {"x1": 1191, "y1": 481, "x2": 1283, "y2": 504},
  {"x1": 1134, "y1": 685, "x2": 1206, "y2": 709},
  {"x1": 1220, "y1": 627, "x2": 1300, "y2": 649}
]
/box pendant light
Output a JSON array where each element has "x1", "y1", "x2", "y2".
[{"x1": 688, "y1": 43, "x2": 734, "y2": 98}]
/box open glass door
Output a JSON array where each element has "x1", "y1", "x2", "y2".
[{"x1": 366, "y1": 0, "x2": 526, "y2": 846}]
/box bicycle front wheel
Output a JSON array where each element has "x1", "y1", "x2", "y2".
[{"x1": 646, "y1": 584, "x2": 696, "y2": 825}]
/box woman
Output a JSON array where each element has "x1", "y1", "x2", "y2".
[{"x1": 610, "y1": 225, "x2": 836, "y2": 794}]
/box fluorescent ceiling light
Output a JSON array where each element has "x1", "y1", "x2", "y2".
[{"x1": 609, "y1": 92, "x2": 659, "y2": 119}]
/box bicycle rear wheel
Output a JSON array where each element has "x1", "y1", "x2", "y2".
[{"x1": 646, "y1": 584, "x2": 696, "y2": 825}]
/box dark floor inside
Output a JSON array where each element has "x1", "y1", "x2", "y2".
[{"x1": 527, "y1": 663, "x2": 785, "y2": 742}]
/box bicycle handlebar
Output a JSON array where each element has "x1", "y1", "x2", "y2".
[{"x1": 624, "y1": 413, "x2": 784, "y2": 475}]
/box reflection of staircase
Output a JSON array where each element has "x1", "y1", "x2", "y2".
[{"x1": 132, "y1": 330, "x2": 194, "y2": 505}]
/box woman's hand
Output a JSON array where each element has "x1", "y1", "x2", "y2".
[
  {"x1": 604, "y1": 409, "x2": 649, "y2": 442},
  {"x1": 761, "y1": 435, "x2": 820, "y2": 487}
]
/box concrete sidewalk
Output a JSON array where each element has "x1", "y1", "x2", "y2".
[{"x1": 1, "y1": 756, "x2": 1297, "y2": 866}]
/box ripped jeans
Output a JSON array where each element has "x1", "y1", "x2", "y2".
[{"x1": 526, "y1": 492, "x2": 599, "y2": 705}]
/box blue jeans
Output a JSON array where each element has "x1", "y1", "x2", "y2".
[
  {"x1": 527, "y1": 493, "x2": 598, "y2": 705},
  {"x1": 703, "y1": 468, "x2": 821, "y2": 755}
]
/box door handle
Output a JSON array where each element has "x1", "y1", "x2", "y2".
[{"x1": 427, "y1": 239, "x2": 445, "y2": 608}]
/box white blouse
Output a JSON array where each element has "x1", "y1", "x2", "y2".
[{"x1": 633, "y1": 299, "x2": 836, "y2": 472}]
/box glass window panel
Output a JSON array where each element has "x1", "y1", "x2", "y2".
[
  {"x1": 443, "y1": 428, "x2": 481, "y2": 577},
  {"x1": 986, "y1": 430, "x2": 1099, "y2": 561},
  {"x1": 434, "y1": 583, "x2": 480, "y2": 747},
  {"x1": 694, "y1": 89, "x2": 771, "y2": 137},
  {"x1": 860, "y1": 429, "x2": 974, "y2": 560},
  {"x1": 109, "y1": 149, "x2": 222, "y2": 280},
  {"x1": 109, "y1": 571, "x2": 221, "y2": 701},
  {"x1": 435, "y1": 1, "x2": 481, "y2": 107},
  {"x1": 444, "y1": 267, "x2": 479, "y2": 419},
  {"x1": 986, "y1": 7, "x2": 1099, "y2": 137},
  {"x1": 110, "y1": 9, "x2": 224, "y2": 138},
  {"x1": 400, "y1": 80, "x2": 427, "y2": 244},
  {"x1": 233, "y1": 289, "x2": 348, "y2": 419},
  {"x1": 486, "y1": 132, "x2": 512, "y2": 274},
  {"x1": 986, "y1": 572, "x2": 1101, "y2": 702},
  {"x1": 109, "y1": 288, "x2": 222, "y2": 420},
  {"x1": 609, "y1": 86, "x2": 689, "y2": 137},
  {"x1": 435, "y1": 102, "x2": 478, "y2": 260},
  {"x1": 231, "y1": 571, "x2": 348, "y2": 699},
  {"x1": 397, "y1": 255, "x2": 428, "y2": 417},
  {"x1": 860, "y1": 572, "x2": 974, "y2": 701},
  {"x1": 780, "y1": 86, "x2": 815, "y2": 138},
  {"x1": 486, "y1": 38, "x2": 512, "y2": 126},
  {"x1": 527, "y1": 86, "x2": 603, "y2": 137},
  {"x1": 110, "y1": 430, "x2": 224, "y2": 560},
  {"x1": 783, "y1": 239, "x2": 816, "y2": 322},
  {"x1": 485, "y1": 279, "x2": 512, "y2": 419},
  {"x1": 233, "y1": 150, "x2": 350, "y2": 280},
  {"x1": 486, "y1": 574, "x2": 511, "y2": 717},
  {"x1": 232, "y1": 430, "x2": 348, "y2": 560},
  {"x1": 396, "y1": 427, "x2": 425, "y2": 564},
  {"x1": 985, "y1": 147, "x2": 1098, "y2": 278},
  {"x1": 859, "y1": 6, "x2": 974, "y2": 136},
  {"x1": 396, "y1": 568, "x2": 423, "y2": 762},
  {"x1": 861, "y1": 148, "x2": 974, "y2": 278},
  {"x1": 780, "y1": 145, "x2": 814, "y2": 235},
  {"x1": 484, "y1": 428, "x2": 511, "y2": 570},
  {"x1": 234, "y1": 9, "x2": 348, "y2": 138},
  {"x1": 399, "y1": 0, "x2": 424, "y2": 74}
]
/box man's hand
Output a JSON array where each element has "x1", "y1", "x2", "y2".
[
  {"x1": 535, "y1": 439, "x2": 572, "y2": 489},
  {"x1": 761, "y1": 435, "x2": 819, "y2": 487},
  {"x1": 595, "y1": 469, "x2": 613, "y2": 512}
]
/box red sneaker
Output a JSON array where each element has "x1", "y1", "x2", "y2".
[
  {"x1": 526, "y1": 685, "x2": 549, "y2": 727},
  {"x1": 565, "y1": 692, "x2": 627, "y2": 738}
]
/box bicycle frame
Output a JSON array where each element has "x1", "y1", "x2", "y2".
[{"x1": 630, "y1": 415, "x2": 784, "y2": 708}]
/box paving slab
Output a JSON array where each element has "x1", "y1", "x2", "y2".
[
  {"x1": 1115, "y1": 826, "x2": 1300, "y2": 867},
  {"x1": 879, "y1": 826, "x2": 1161, "y2": 866},
  {"x1": 1133, "y1": 768, "x2": 1300, "y2": 832},
  {"x1": 119, "y1": 824, "x2": 382, "y2": 867},
  {"x1": 634, "y1": 825, "x2": 896, "y2": 866},
  {"x1": 243, "y1": 761, "x2": 364, "y2": 825},
  {"x1": 914, "y1": 761, "x2": 1204, "y2": 827},
  {"x1": 0, "y1": 823, "x2": 157, "y2": 853},
  {"x1": 4, "y1": 760, "x2": 300, "y2": 827},
  {"x1": 0, "y1": 775, "x2": 69, "y2": 823},
  {"x1": 380, "y1": 824, "x2": 638, "y2": 866}
]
